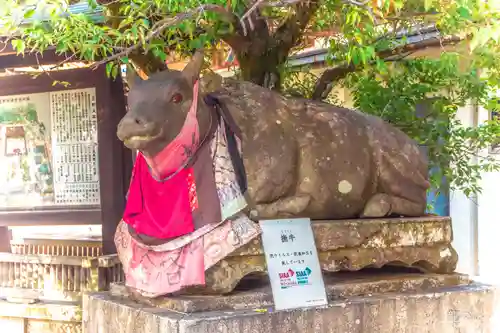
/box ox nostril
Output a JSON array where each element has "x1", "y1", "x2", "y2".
[{"x1": 134, "y1": 118, "x2": 142, "y2": 125}]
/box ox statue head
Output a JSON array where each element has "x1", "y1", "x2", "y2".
[{"x1": 116, "y1": 50, "x2": 212, "y2": 159}]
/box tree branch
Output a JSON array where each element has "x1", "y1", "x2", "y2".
[
  {"x1": 239, "y1": 0, "x2": 305, "y2": 35},
  {"x1": 271, "y1": 0, "x2": 321, "y2": 64},
  {"x1": 343, "y1": 0, "x2": 379, "y2": 23},
  {"x1": 311, "y1": 34, "x2": 464, "y2": 100},
  {"x1": 104, "y1": 2, "x2": 168, "y2": 74},
  {"x1": 94, "y1": 0, "x2": 308, "y2": 68},
  {"x1": 228, "y1": 0, "x2": 270, "y2": 52},
  {"x1": 93, "y1": 4, "x2": 238, "y2": 68}
]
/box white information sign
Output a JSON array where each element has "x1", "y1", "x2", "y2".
[{"x1": 260, "y1": 218, "x2": 328, "y2": 311}]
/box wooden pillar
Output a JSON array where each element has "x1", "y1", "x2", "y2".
[
  {"x1": 97, "y1": 71, "x2": 131, "y2": 255},
  {"x1": 0, "y1": 227, "x2": 11, "y2": 253}
]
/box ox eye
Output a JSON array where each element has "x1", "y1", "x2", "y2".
[{"x1": 170, "y1": 93, "x2": 183, "y2": 104}]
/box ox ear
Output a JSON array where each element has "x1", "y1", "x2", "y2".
[
  {"x1": 126, "y1": 65, "x2": 146, "y2": 89},
  {"x1": 182, "y1": 49, "x2": 205, "y2": 86}
]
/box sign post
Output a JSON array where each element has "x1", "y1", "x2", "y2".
[{"x1": 260, "y1": 218, "x2": 328, "y2": 311}]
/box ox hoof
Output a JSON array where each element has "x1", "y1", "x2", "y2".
[
  {"x1": 360, "y1": 194, "x2": 391, "y2": 218},
  {"x1": 255, "y1": 194, "x2": 311, "y2": 219}
]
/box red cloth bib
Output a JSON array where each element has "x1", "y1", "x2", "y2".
[{"x1": 123, "y1": 154, "x2": 195, "y2": 239}]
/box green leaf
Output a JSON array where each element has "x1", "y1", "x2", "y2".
[
  {"x1": 52, "y1": 80, "x2": 71, "y2": 87},
  {"x1": 424, "y1": 0, "x2": 434, "y2": 11},
  {"x1": 470, "y1": 28, "x2": 492, "y2": 50},
  {"x1": 24, "y1": 8, "x2": 36, "y2": 19},
  {"x1": 152, "y1": 48, "x2": 167, "y2": 62},
  {"x1": 11, "y1": 40, "x2": 25, "y2": 54},
  {"x1": 111, "y1": 65, "x2": 119, "y2": 79},
  {"x1": 87, "y1": 0, "x2": 98, "y2": 9},
  {"x1": 457, "y1": 6, "x2": 471, "y2": 19},
  {"x1": 56, "y1": 41, "x2": 68, "y2": 53},
  {"x1": 188, "y1": 38, "x2": 203, "y2": 50},
  {"x1": 106, "y1": 62, "x2": 114, "y2": 78}
]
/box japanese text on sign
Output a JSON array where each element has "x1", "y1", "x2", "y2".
[{"x1": 260, "y1": 218, "x2": 327, "y2": 311}]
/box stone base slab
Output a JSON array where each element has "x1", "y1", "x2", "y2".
[
  {"x1": 110, "y1": 272, "x2": 471, "y2": 313},
  {"x1": 83, "y1": 283, "x2": 498, "y2": 333}
]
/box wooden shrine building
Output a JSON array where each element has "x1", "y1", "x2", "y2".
[{"x1": 0, "y1": 43, "x2": 132, "y2": 255}]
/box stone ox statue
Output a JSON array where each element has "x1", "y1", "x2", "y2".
[
  {"x1": 117, "y1": 51, "x2": 429, "y2": 221},
  {"x1": 113, "y1": 50, "x2": 430, "y2": 297}
]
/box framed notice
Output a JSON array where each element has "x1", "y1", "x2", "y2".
[{"x1": 260, "y1": 218, "x2": 328, "y2": 311}]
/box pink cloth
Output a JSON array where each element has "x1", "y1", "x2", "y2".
[
  {"x1": 116, "y1": 221, "x2": 205, "y2": 295},
  {"x1": 115, "y1": 215, "x2": 261, "y2": 297},
  {"x1": 123, "y1": 155, "x2": 196, "y2": 239}
]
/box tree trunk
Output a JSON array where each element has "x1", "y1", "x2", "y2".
[
  {"x1": 237, "y1": 52, "x2": 282, "y2": 90},
  {"x1": 129, "y1": 52, "x2": 168, "y2": 75}
]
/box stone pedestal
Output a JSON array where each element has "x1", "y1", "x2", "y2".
[
  {"x1": 83, "y1": 281, "x2": 498, "y2": 333},
  {"x1": 82, "y1": 216, "x2": 493, "y2": 332},
  {"x1": 189, "y1": 216, "x2": 458, "y2": 294}
]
